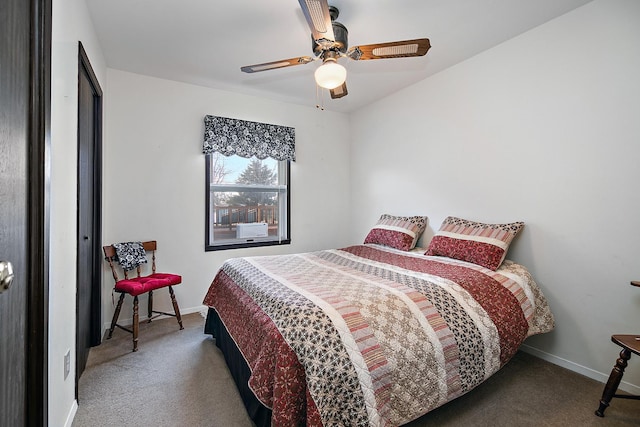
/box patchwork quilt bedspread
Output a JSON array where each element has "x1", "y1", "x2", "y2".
[{"x1": 203, "y1": 244, "x2": 554, "y2": 426}]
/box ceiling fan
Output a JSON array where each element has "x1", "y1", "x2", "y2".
[{"x1": 240, "y1": 0, "x2": 431, "y2": 99}]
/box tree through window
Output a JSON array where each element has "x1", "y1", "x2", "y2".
[{"x1": 205, "y1": 153, "x2": 290, "y2": 250}]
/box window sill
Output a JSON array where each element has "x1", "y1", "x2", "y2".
[{"x1": 205, "y1": 239, "x2": 291, "y2": 252}]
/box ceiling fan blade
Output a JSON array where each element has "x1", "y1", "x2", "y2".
[
  {"x1": 329, "y1": 82, "x2": 348, "y2": 99},
  {"x1": 241, "y1": 56, "x2": 314, "y2": 73},
  {"x1": 298, "y1": 0, "x2": 335, "y2": 44},
  {"x1": 347, "y1": 38, "x2": 431, "y2": 60}
]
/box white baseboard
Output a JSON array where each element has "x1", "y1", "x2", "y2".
[
  {"x1": 102, "y1": 304, "x2": 207, "y2": 336},
  {"x1": 520, "y1": 344, "x2": 640, "y2": 395},
  {"x1": 64, "y1": 400, "x2": 78, "y2": 427}
]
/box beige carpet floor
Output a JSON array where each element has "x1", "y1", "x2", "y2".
[{"x1": 73, "y1": 313, "x2": 639, "y2": 426}]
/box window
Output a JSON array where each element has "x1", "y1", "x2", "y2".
[
  {"x1": 202, "y1": 115, "x2": 294, "y2": 251},
  {"x1": 205, "y1": 152, "x2": 290, "y2": 250}
]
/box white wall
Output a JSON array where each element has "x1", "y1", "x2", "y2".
[
  {"x1": 349, "y1": 0, "x2": 640, "y2": 392},
  {"x1": 50, "y1": 0, "x2": 106, "y2": 425},
  {"x1": 102, "y1": 70, "x2": 352, "y2": 329}
]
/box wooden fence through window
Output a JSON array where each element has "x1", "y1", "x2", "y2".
[{"x1": 213, "y1": 205, "x2": 277, "y2": 229}]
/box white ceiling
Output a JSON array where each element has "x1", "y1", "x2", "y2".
[{"x1": 85, "y1": 0, "x2": 593, "y2": 113}]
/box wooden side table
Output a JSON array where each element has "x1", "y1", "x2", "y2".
[{"x1": 594, "y1": 281, "x2": 640, "y2": 417}]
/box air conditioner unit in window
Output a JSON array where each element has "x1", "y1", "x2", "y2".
[{"x1": 236, "y1": 223, "x2": 268, "y2": 239}]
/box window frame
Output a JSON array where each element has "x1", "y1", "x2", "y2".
[{"x1": 204, "y1": 153, "x2": 291, "y2": 251}]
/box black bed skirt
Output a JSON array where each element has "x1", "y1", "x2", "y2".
[{"x1": 204, "y1": 307, "x2": 272, "y2": 427}]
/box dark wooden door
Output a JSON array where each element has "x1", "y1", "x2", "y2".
[
  {"x1": 0, "y1": 0, "x2": 50, "y2": 425},
  {"x1": 76, "y1": 42, "x2": 103, "y2": 383},
  {"x1": 0, "y1": 2, "x2": 30, "y2": 424}
]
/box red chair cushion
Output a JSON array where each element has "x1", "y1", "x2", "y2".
[
  {"x1": 114, "y1": 273, "x2": 181, "y2": 297},
  {"x1": 147, "y1": 273, "x2": 181, "y2": 286}
]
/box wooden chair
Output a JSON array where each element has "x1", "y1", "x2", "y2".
[
  {"x1": 103, "y1": 240, "x2": 184, "y2": 352},
  {"x1": 595, "y1": 281, "x2": 640, "y2": 417}
]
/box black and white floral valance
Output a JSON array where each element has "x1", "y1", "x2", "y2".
[{"x1": 203, "y1": 115, "x2": 295, "y2": 161}]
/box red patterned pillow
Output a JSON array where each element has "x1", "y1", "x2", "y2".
[
  {"x1": 425, "y1": 216, "x2": 524, "y2": 270},
  {"x1": 364, "y1": 214, "x2": 427, "y2": 251}
]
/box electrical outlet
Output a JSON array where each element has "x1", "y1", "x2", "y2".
[{"x1": 64, "y1": 350, "x2": 70, "y2": 380}]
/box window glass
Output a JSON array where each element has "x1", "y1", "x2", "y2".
[{"x1": 205, "y1": 153, "x2": 290, "y2": 250}]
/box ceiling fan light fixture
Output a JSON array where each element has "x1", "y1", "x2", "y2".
[
  {"x1": 314, "y1": 59, "x2": 347, "y2": 89},
  {"x1": 240, "y1": 1, "x2": 431, "y2": 102}
]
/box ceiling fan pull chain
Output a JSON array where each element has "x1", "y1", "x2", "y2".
[{"x1": 315, "y1": 84, "x2": 324, "y2": 110}]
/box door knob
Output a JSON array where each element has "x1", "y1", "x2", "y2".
[{"x1": 0, "y1": 260, "x2": 15, "y2": 294}]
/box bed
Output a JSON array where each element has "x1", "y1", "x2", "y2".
[{"x1": 203, "y1": 216, "x2": 554, "y2": 426}]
